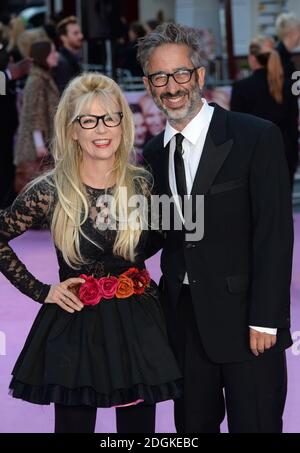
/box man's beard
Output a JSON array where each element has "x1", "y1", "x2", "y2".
[
  {"x1": 150, "y1": 81, "x2": 203, "y2": 126},
  {"x1": 71, "y1": 42, "x2": 83, "y2": 51}
]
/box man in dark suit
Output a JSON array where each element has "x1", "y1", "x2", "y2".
[
  {"x1": 53, "y1": 16, "x2": 83, "y2": 94},
  {"x1": 138, "y1": 23, "x2": 293, "y2": 433}
]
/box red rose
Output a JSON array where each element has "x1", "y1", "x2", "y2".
[
  {"x1": 122, "y1": 267, "x2": 151, "y2": 295},
  {"x1": 115, "y1": 275, "x2": 135, "y2": 298},
  {"x1": 79, "y1": 274, "x2": 102, "y2": 306},
  {"x1": 98, "y1": 276, "x2": 118, "y2": 299}
]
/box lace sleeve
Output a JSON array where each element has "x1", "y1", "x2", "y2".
[{"x1": 0, "y1": 178, "x2": 55, "y2": 303}]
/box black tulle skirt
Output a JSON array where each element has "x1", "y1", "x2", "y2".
[{"x1": 9, "y1": 282, "x2": 182, "y2": 407}]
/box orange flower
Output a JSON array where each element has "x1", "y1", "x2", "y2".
[{"x1": 115, "y1": 275, "x2": 134, "y2": 299}]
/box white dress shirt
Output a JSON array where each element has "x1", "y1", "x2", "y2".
[{"x1": 163, "y1": 98, "x2": 276, "y2": 336}]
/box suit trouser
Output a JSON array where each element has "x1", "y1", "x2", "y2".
[
  {"x1": 54, "y1": 402, "x2": 156, "y2": 433},
  {"x1": 173, "y1": 285, "x2": 288, "y2": 433}
]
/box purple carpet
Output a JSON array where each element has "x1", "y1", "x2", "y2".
[{"x1": 0, "y1": 216, "x2": 299, "y2": 433}]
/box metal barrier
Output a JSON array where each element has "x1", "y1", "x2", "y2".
[{"x1": 81, "y1": 64, "x2": 145, "y2": 91}]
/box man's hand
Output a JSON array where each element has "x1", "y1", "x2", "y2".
[
  {"x1": 250, "y1": 328, "x2": 277, "y2": 356},
  {"x1": 8, "y1": 58, "x2": 32, "y2": 80}
]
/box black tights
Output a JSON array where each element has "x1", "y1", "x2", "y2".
[{"x1": 54, "y1": 402, "x2": 156, "y2": 433}]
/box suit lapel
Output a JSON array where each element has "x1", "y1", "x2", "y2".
[
  {"x1": 162, "y1": 142, "x2": 172, "y2": 197},
  {"x1": 190, "y1": 134, "x2": 233, "y2": 196},
  {"x1": 190, "y1": 104, "x2": 233, "y2": 197}
]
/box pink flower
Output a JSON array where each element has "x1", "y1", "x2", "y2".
[
  {"x1": 98, "y1": 276, "x2": 118, "y2": 299},
  {"x1": 79, "y1": 274, "x2": 102, "y2": 306}
]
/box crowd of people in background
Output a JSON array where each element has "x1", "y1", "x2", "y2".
[
  {"x1": 231, "y1": 12, "x2": 300, "y2": 189},
  {"x1": 0, "y1": 9, "x2": 300, "y2": 208},
  {"x1": 0, "y1": 11, "x2": 164, "y2": 209},
  {"x1": 0, "y1": 14, "x2": 85, "y2": 208}
]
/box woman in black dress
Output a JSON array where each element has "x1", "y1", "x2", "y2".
[{"x1": 0, "y1": 72, "x2": 182, "y2": 433}]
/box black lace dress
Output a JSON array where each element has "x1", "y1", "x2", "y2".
[{"x1": 0, "y1": 179, "x2": 182, "y2": 407}]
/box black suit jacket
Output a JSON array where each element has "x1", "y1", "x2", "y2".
[
  {"x1": 53, "y1": 47, "x2": 81, "y2": 94},
  {"x1": 276, "y1": 41, "x2": 296, "y2": 79},
  {"x1": 0, "y1": 49, "x2": 18, "y2": 132},
  {"x1": 143, "y1": 104, "x2": 293, "y2": 363},
  {"x1": 231, "y1": 68, "x2": 299, "y2": 174}
]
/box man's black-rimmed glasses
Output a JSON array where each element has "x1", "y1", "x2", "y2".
[{"x1": 147, "y1": 68, "x2": 199, "y2": 87}]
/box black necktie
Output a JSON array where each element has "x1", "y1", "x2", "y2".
[{"x1": 174, "y1": 133, "x2": 187, "y2": 215}]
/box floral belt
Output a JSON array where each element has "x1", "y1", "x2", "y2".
[{"x1": 78, "y1": 267, "x2": 151, "y2": 306}]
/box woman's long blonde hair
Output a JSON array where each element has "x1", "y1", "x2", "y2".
[
  {"x1": 35, "y1": 72, "x2": 151, "y2": 268},
  {"x1": 249, "y1": 36, "x2": 284, "y2": 104}
]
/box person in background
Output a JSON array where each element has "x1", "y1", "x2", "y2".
[
  {"x1": 130, "y1": 103, "x2": 148, "y2": 162},
  {"x1": 0, "y1": 26, "x2": 31, "y2": 208},
  {"x1": 6, "y1": 16, "x2": 25, "y2": 62},
  {"x1": 275, "y1": 12, "x2": 300, "y2": 186},
  {"x1": 0, "y1": 14, "x2": 10, "y2": 46},
  {"x1": 263, "y1": 35, "x2": 276, "y2": 51},
  {"x1": 17, "y1": 27, "x2": 49, "y2": 58},
  {"x1": 139, "y1": 93, "x2": 166, "y2": 141},
  {"x1": 276, "y1": 12, "x2": 300, "y2": 77},
  {"x1": 230, "y1": 36, "x2": 297, "y2": 188},
  {"x1": 53, "y1": 16, "x2": 83, "y2": 94},
  {"x1": 14, "y1": 40, "x2": 59, "y2": 194},
  {"x1": 120, "y1": 22, "x2": 146, "y2": 77},
  {"x1": 115, "y1": 16, "x2": 129, "y2": 68}
]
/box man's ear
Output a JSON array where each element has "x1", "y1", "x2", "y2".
[
  {"x1": 143, "y1": 76, "x2": 151, "y2": 96},
  {"x1": 197, "y1": 67, "x2": 206, "y2": 90},
  {"x1": 248, "y1": 54, "x2": 256, "y2": 70}
]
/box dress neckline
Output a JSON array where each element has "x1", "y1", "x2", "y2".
[{"x1": 84, "y1": 183, "x2": 115, "y2": 192}]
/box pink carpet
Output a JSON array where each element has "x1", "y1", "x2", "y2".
[{"x1": 0, "y1": 216, "x2": 299, "y2": 432}]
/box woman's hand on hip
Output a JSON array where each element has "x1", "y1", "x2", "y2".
[{"x1": 45, "y1": 277, "x2": 85, "y2": 313}]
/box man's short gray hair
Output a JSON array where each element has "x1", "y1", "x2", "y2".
[{"x1": 137, "y1": 22, "x2": 207, "y2": 75}]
